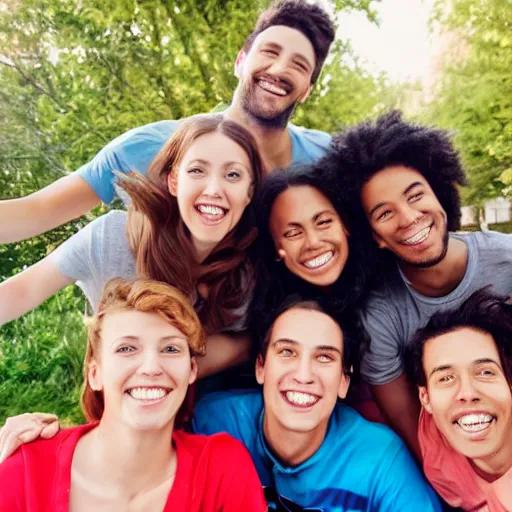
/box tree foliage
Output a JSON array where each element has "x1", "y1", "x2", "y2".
[{"x1": 419, "y1": 0, "x2": 512, "y2": 205}]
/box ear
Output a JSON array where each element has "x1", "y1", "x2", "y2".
[
  {"x1": 337, "y1": 370, "x2": 351, "y2": 400},
  {"x1": 168, "y1": 172, "x2": 177, "y2": 197},
  {"x1": 418, "y1": 386, "x2": 433, "y2": 414},
  {"x1": 234, "y1": 50, "x2": 246, "y2": 79},
  {"x1": 189, "y1": 358, "x2": 199, "y2": 385},
  {"x1": 372, "y1": 230, "x2": 387, "y2": 250},
  {"x1": 255, "y1": 355, "x2": 265, "y2": 385},
  {"x1": 297, "y1": 84, "x2": 312, "y2": 104},
  {"x1": 88, "y1": 360, "x2": 103, "y2": 392},
  {"x1": 277, "y1": 248, "x2": 286, "y2": 260}
]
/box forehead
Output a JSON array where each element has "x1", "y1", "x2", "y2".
[
  {"x1": 271, "y1": 307, "x2": 343, "y2": 351},
  {"x1": 100, "y1": 309, "x2": 187, "y2": 341},
  {"x1": 180, "y1": 132, "x2": 251, "y2": 167},
  {"x1": 423, "y1": 327, "x2": 500, "y2": 373},
  {"x1": 270, "y1": 185, "x2": 335, "y2": 226},
  {"x1": 251, "y1": 25, "x2": 316, "y2": 65},
  {"x1": 361, "y1": 165, "x2": 432, "y2": 207}
]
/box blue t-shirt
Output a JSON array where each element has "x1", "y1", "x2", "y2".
[
  {"x1": 192, "y1": 389, "x2": 441, "y2": 512},
  {"x1": 76, "y1": 119, "x2": 331, "y2": 204}
]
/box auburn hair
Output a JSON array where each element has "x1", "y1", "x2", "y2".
[
  {"x1": 81, "y1": 277, "x2": 205, "y2": 422},
  {"x1": 118, "y1": 114, "x2": 264, "y2": 334}
]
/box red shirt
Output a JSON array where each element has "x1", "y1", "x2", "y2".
[{"x1": 0, "y1": 423, "x2": 267, "y2": 512}]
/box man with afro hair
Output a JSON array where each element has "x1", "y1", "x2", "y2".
[{"x1": 325, "y1": 110, "x2": 512, "y2": 457}]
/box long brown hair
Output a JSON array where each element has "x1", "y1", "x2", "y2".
[
  {"x1": 82, "y1": 277, "x2": 205, "y2": 422},
  {"x1": 118, "y1": 114, "x2": 264, "y2": 334}
]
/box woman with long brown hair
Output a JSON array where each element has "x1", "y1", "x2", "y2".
[{"x1": 0, "y1": 114, "x2": 264, "y2": 375}]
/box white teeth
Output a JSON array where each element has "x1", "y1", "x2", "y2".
[
  {"x1": 128, "y1": 387, "x2": 168, "y2": 401},
  {"x1": 403, "y1": 226, "x2": 431, "y2": 245},
  {"x1": 456, "y1": 413, "x2": 494, "y2": 432},
  {"x1": 258, "y1": 80, "x2": 287, "y2": 96},
  {"x1": 303, "y1": 251, "x2": 333, "y2": 269},
  {"x1": 197, "y1": 205, "x2": 224, "y2": 216},
  {"x1": 285, "y1": 391, "x2": 318, "y2": 406}
]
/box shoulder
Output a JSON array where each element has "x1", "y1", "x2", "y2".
[
  {"x1": 288, "y1": 123, "x2": 332, "y2": 148},
  {"x1": 458, "y1": 230, "x2": 512, "y2": 251},
  {"x1": 103, "y1": 120, "x2": 181, "y2": 152},
  {"x1": 192, "y1": 389, "x2": 262, "y2": 438}
]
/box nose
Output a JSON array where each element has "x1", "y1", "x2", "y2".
[
  {"x1": 138, "y1": 350, "x2": 164, "y2": 377},
  {"x1": 396, "y1": 203, "x2": 422, "y2": 228},
  {"x1": 304, "y1": 228, "x2": 322, "y2": 250},
  {"x1": 455, "y1": 374, "x2": 480, "y2": 403},
  {"x1": 293, "y1": 355, "x2": 314, "y2": 385},
  {"x1": 267, "y1": 55, "x2": 291, "y2": 80},
  {"x1": 202, "y1": 173, "x2": 223, "y2": 198}
]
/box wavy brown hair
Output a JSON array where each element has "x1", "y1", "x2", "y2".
[
  {"x1": 82, "y1": 277, "x2": 205, "y2": 422},
  {"x1": 118, "y1": 114, "x2": 264, "y2": 334}
]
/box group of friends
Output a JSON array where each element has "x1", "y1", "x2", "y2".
[{"x1": 0, "y1": 1, "x2": 511, "y2": 511}]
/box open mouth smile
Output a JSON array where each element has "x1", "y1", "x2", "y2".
[
  {"x1": 453, "y1": 413, "x2": 496, "y2": 433},
  {"x1": 401, "y1": 226, "x2": 431, "y2": 245},
  {"x1": 255, "y1": 76, "x2": 290, "y2": 97},
  {"x1": 195, "y1": 204, "x2": 228, "y2": 224},
  {"x1": 282, "y1": 391, "x2": 320, "y2": 408},
  {"x1": 302, "y1": 251, "x2": 334, "y2": 269},
  {"x1": 126, "y1": 386, "x2": 170, "y2": 404}
]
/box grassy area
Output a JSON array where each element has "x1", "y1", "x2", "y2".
[{"x1": 0, "y1": 287, "x2": 87, "y2": 425}]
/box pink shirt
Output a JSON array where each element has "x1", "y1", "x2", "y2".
[
  {"x1": 0, "y1": 423, "x2": 267, "y2": 512},
  {"x1": 419, "y1": 409, "x2": 512, "y2": 511}
]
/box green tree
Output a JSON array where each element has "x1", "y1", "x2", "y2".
[{"x1": 420, "y1": 0, "x2": 512, "y2": 206}]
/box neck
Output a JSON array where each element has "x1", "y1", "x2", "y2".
[
  {"x1": 77, "y1": 418, "x2": 176, "y2": 495},
  {"x1": 262, "y1": 412, "x2": 327, "y2": 467},
  {"x1": 224, "y1": 98, "x2": 293, "y2": 172},
  {"x1": 471, "y1": 442, "x2": 512, "y2": 482},
  {"x1": 192, "y1": 239, "x2": 216, "y2": 263},
  {"x1": 399, "y1": 238, "x2": 468, "y2": 297}
]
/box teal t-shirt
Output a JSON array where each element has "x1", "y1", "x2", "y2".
[{"x1": 76, "y1": 119, "x2": 332, "y2": 204}]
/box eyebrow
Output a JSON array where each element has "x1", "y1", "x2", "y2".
[
  {"x1": 114, "y1": 335, "x2": 187, "y2": 343},
  {"x1": 283, "y1": 210, "x2": 333, "y2": 228},
  {"x1": 429, "y1": 358, "x2": 501, "y2": 378},
  {"x1": 474, "y1": 358, "x2": 500, "y2": 366},
  {"x1": 429, "y1": 364, "x2": 452, "y2": 378},
  {"x1": 369, "y1": 181, "x2": 425, "y2": 217},
  {"x1": 260, "y1": 41, "x2": 313, "y2": 70}
]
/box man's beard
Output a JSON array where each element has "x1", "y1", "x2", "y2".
[
  {"x1": 241, "y1": 79, "x2": 297, "y2": 129},
  {"x1": 398, "y1": 228, "x2": 450, "y2": 269}
]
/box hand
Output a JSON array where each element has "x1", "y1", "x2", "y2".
[{"x1": 0, "y1": 412, "x2": 60, "y2": 463}]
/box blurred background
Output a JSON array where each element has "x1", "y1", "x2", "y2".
[{"x1": 1, "y1": 0, "x2": 511, "y2": 424}]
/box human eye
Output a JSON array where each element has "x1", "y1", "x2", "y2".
[
  {"x1": 376, "y1": 210, "x2": 391, "y2": 222},
  {"x1": 478, "y1": 367, "x2": 496, "y2": 378},
  {"x1": 226, "y1": 170, "x2": 242, "y2": 181},
  {"x1": 163, "y1": 345, "x2": 180, "y2": 354},
  {"x1": 284, "y1": 228, "x2": 302, "y2": 239},
  {"x1": 438, "y1": 374, "x2": 454, "y2": 384},
  {"x1": 261, "y1": 48, "x2": 278, "y2": 56},
  {"x1": 116, "y1": 345, "x2": 135, "y2": 354},
  {"x1": 408, "y1": 191, "x2": 424, "y2": 202},
  {"x1": 187, "y1": 167, "x2": 204, "y2": 176},
  {"x1": 278, "y1": 348, "x2": 294, "y2": 357},
  {"x1": 317, "y1": 353, "x2": 334, "y2": 363},
  {"x1": 317, "y1": 218, "x2": 333, "y2": 228}
]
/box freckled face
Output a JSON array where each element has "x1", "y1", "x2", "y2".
[
  {"x1": 269, "y1": 185, "x2": 349, "y2": 287},
  {"x1": 170, "y1": 131, "x2": 253, "y2": 258}
]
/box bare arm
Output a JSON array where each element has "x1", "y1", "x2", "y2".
[
  {"x1": 197, "y1": 332, "x2": 251, "y2": 379},
  {"x1": 0, "y1": 257, "x2": 74, "y2": 327},
  {"x1": 370, "y1": 374, "x2": 422, "y2": 460},
  {"x1": 0, "y1": 175, "x2": 100, "y2": 244}
]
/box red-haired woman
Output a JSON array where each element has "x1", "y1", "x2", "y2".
[
  {"x1": 0, "y1": 114, "x2": 264, "y2": 376},
  {"x1": 0, "y1": 278, "x2": 266, "y2": 511}
]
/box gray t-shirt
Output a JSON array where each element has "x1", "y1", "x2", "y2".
[
  {"x1": 50, "y1": 210, "x2": 250, "y2": 331},
  {"x1": 360, "y1": 231, "x2": 512, "y2": 385}
]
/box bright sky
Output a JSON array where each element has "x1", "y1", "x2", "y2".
[{"x1": 337, "y1": 0, "x2": 438, "y2": 83}]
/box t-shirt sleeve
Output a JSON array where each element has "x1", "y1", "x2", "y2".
[
  {"x1": 75, "y1": 121, "x2": 179, "y2": 204},
  {"x1": 0, "y1": 450, "x2": 27, "y2": 511},
  {"x1": 49, "y1": 212, "x2": 110, "y2": 283},
  {"x1": 210, "y1": 435, "x2": 266, "y2": 512},
  {"x1": 360, "y1": 300, "x2": 405, "y2": 385},
  {"x1": 373, "y1": 438, "x2": 442, "y2": 512}
]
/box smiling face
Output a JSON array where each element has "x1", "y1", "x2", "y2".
[
  {"x1": 256, "y1": 307, "x2": 350, "y2": 441},
  {"x1": 269, "y1": 185, "x2": 349, "y2": 287},
  {"x1": 361, "y1": 166, "x2": 449, "y2": 268},
  {"x1": 419, "y1": 327, "x2": 512, "y2": 469},
  {"x1": 236, "y1": 25, "x2": 315, "y2": 127},
  {"x1": 170, "y1": 131, "x2": 253, "y2": 259},
  {"x1": 88, "y1": 309, "x2": 197, "y2": 432}
]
